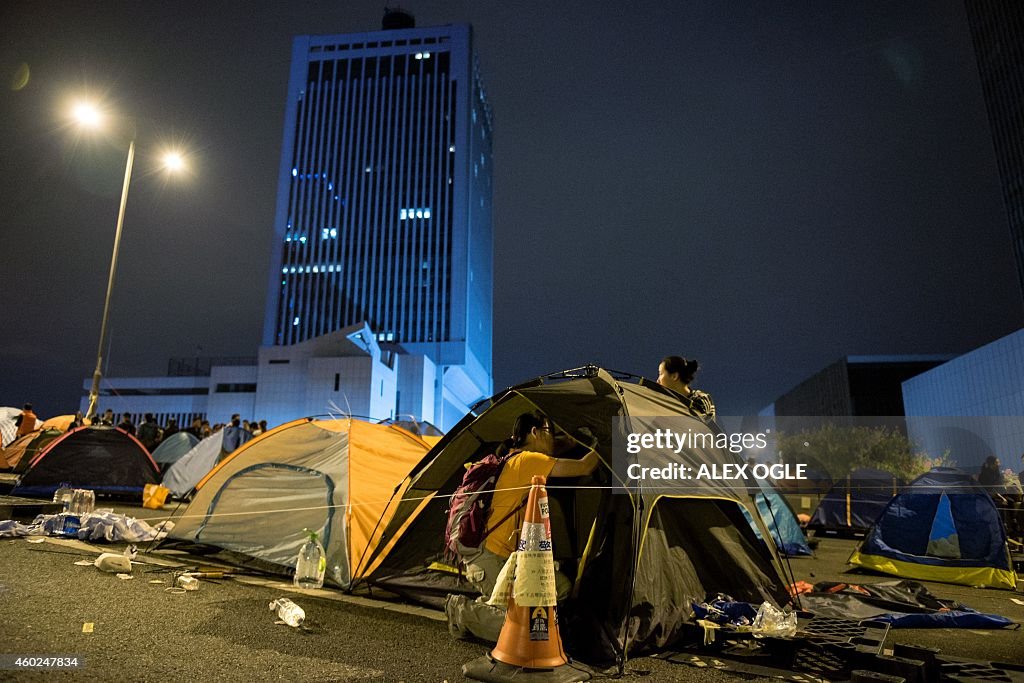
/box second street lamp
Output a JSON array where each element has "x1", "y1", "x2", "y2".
[{"x1": 70, "y1": 101, "x2": 187, "y2": 421}]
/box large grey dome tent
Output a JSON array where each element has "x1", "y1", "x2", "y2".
[{"x1": 359, "y1": 367, "x2": 791, "y2": 665}]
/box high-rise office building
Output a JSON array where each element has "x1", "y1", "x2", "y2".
[
  {"x1": 262, "y1": 13, "x2": 494, "y2": 420},
  {"x1": 964, "y1": 1, "x2": 1024, "y2": 302},
  {"x1": 83, "y1": 14, "x2": 494, "y2": 431}
]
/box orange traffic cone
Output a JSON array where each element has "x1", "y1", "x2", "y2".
[{"x1": 463, "y1": 475, "x2": 590, "y2": 682}]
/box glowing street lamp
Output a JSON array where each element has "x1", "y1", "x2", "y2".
[{"x1": 70, "y1": 101, "x2": 186, "y2": 421}]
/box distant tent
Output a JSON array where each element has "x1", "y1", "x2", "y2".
[
  {"x1": 359, "y1": 367, "x2": 791, "y2": 663},
  {"x1": 11, "y1": 426, "x2": 159, "y2": 498},
  {"x1": 150, "y1": 432, "x2": 200, "y2": 469},
  {"x1": 0, "y1": 407, "x2": 42, "y2": 448},
  {"x1": 743, "y1": 480, "x2": 812, "y2": 556},
  {"x1": 808, "y1": 468, "x2": 901, "y2": 535},
  {"x1": 40, "y1": 415, "x2": 76, "y2": 432},
  {"x1": 161, "y1": 431, "x2": 225, "y2": 498},
  {"x1": 849, "y1": 468, "x2": 1018, "y2": 589},
  {"x1": 164, "y1": 418, "x2": 432, "y2": 588},
  {"x1": 3, "y1": 429, "x2": 64, "y2": 471}
]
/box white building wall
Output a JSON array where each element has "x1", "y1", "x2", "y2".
[
  {"x1": 206, "y1": 366, "x2": 258, "y2": 424},
  {"x1": 79, "y1": 376, "x2": 209, "y2": 428},
  {"x1": 396, "y1": 355, "x2": 437, "y2": 427}
]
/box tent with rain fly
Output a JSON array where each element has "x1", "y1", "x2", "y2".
[
  {"x1": 11, "y1": 426, "x2": 159, "y2": 498},
  {"x1": 161, "y1": 431, "x2": 225, "y2": 498},
  {"x1": 150, "y1": 431, "x2": 200, "y2": 470},
  {"x1": 808, "y1": 468, "x2": 901, "y2": 535},
  {"x1": 848, "y1": 467, "x2": 1017, "y2": 589},
  {"x1": 357, "y1": 367, "x2": 791, "y2": 665},
  {"x1": 163, "y1": 418, "x2": 432, "y2": 588}
]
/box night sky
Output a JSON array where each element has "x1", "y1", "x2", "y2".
[{"x1": 2, "y1": 1, "x2": 1021, "y2": 420}]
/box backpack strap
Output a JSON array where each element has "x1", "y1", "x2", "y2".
[
  {"x1": 479, "y1": 494, "x2": 528, "y2": 545},
  {"x1": 476, "y1": 448, "x2": 526, "y2": 546}
]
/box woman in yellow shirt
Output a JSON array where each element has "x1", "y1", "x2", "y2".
[{"x1": 446, "y1": 411, "x2": 599, "y2": 642}]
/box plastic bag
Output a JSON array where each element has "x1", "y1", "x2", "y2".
[{"x1": 751, "y1": 601, "x2": 797, "y2": 638}]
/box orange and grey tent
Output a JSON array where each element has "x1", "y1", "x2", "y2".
[
  {"x1": 11, "y1": 426, "x2": 159, "y2": 498},
  {"x1": 2, "y1": 429, "x2": 63, "y2": 471},
  {"x1": 164, "y1": 417, "x2": 432, "y2": 588},
  {"x1": 40, "y1": 414, "x2": 76, "y2": 432}
]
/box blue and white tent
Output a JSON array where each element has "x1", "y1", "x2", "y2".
[
  {"x1": 150, "y1": 432, "x2": 199, "y2": 469},
  {"x1": 161, "y1": 431, "x2": 225, "y2": 498},
  {"x1": 848, "y1": 468, "x2": 1017, "y2": 589},
  {"x1": 742, "y1": 481, "x2": 812, "y2": 556}
]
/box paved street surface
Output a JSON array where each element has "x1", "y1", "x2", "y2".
[{"x1": 0, "y1": 503, "x2": 1021, "y2": 682}]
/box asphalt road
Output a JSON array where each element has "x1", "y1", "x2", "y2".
[{"x1": 1, "y1": 503, "x2": 1021, "y2": 682}]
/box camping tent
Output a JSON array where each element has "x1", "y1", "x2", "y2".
[
  {"x1": 161, "y1": 431, "x2": 225, "y2": 498},
  {"x1": 359, "y1": 367, "x2": 791, "y2": 663},
  {"x1": 164, "y1": 418, "x2": 432, "y2": 588},
  {"x1": 848, "y1": 467, "x2": 1018, "y2": 589},
  {"x1": 807, "y1": 468, "x2": 901, "y2": 535},
  {"x1": 11, "y1": 426, "x2": 159, "y2": 498},
  {"x1": 40, "y1": 415, "x2": 76, "y2": 432},
  {"x1": 150, "y1": 432, "x2": 200, "y2": 469},
  {"x1": 2, "y1": 429, "x2": 64, "y2": 471},
  {"x1": 743, "y1": 480, "x2": 812, "y2": 556}
]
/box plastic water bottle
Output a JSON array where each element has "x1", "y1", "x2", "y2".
[
  {"x1": 53, "y1": 483, "x2": 73, "y2": 509},
  {"x1": 293, "y1": 528, "x2": 326, "y2": 589},
  {"x1": 269, "y1": 597, "x2": 305, "y2": 627}
]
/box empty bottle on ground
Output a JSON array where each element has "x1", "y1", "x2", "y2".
[{"x1": 269, "y1": 597, "x2": 304, "y2": 627}]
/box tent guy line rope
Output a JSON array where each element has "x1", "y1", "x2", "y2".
[{"x1": 135, "y1": 482, "x2": 790, "y2": 524}]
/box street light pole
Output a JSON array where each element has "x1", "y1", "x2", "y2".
[{"x1": 85, "y1": 138, "x2": 135, "y2": 421}]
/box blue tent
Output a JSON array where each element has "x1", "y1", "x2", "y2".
[
  {"x1": 150, "y1": 432, "x2": 199, "y2": 468},
  {"x1": 808, "y1": 468, "x2": 900, "y2": 534},
  {"x1": 848, "y1": 468, "x2": 1017, "y2": 589},
  {"x1": 742, "y1": 481, "x2": 812, "y2": 556}
]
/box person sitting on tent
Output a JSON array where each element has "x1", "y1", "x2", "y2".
[
  {"x1": 15, "y1": 403, "x2": 38, "y2": 439},
  {"x1": 657, "y1": 355, "x2": 716, "y2": 420},
  {"x1": 445, "y1": 411, "x2": 600, "y2": 643}
]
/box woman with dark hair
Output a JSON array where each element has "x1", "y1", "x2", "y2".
[
  {"x1": 445, "y1": 410, "x2": 599, "y2": 642},
  {"x1": 657, "y1": 355, "x2": 716, "y2": 419}
]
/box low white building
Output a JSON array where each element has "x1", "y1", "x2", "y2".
[{"x1": 81, "y1": 322, "x2": 467, "y2": 431}]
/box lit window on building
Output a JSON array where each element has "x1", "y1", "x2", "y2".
[{"x1": 292, "y1": 317, "x2": 300, "y2": 326}]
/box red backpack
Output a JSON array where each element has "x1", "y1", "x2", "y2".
[{"x1": 444, "y1": 449, "x2": 525, "y2": 562}]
